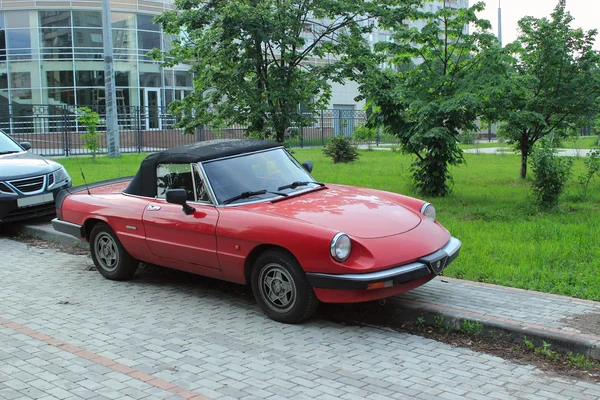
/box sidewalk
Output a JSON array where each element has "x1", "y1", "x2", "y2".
[{"x1": 10, "y1": 221, "x2": 600, "y2": 360}]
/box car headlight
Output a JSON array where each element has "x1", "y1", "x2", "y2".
[
  {"x1": 52, "y1": 167, "x2": 71, "y2": 186},
  {"x1": 330, "y1": 233, "x2": 351, "y2": 262},
  {"x1": 420, "y1": 203, "x2": 436, "y2": 222}
]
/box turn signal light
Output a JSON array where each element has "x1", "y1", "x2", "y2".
[{"x1": 367, "y1": 281, "x2": 393, "y2": 290}]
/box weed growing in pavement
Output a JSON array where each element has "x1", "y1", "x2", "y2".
[
  {"x1": 567, "y1": 352, "x2": 595, "y2": 369},
  {"x1": 416, "y1": 316, "x2": 426, "y2": 329},
  {"x1": 460, "y1": 320, "x2": 484, "y2": 337}
]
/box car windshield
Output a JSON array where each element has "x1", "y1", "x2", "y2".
[
  {"x1": 203, "y1": 148, "x2": 318, "y2": 205},
  {"x1": 0, "y1": 130, "x2": 23, "y2": 154}
]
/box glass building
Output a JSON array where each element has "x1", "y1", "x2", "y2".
[{"x1": 0, "y1": 0, "x2": 192, "y2": 132}]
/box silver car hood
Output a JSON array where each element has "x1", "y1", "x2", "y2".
[{"x1": 0, "y1": 151, "x2": 61, "y2": 180}]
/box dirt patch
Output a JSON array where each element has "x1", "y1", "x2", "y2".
[
  {"x1": 10, "y1": 234, "x2": 90, "y2": 256},
  {"x1": 561, "y1": 313, "x2": 600, "y2": 337}
]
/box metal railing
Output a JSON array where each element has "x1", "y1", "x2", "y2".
[{"x1": 0, "y1": 105, "x2": 371, "y2": 156}]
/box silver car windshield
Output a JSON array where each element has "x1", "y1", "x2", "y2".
[
  {"x1": 0, "y1": 130, "x2": 23, "y2": 154},
  {"x1": 202, "y1": 148, "x2": 318, "y2": 205}
]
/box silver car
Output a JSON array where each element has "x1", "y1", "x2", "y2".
[{"x1": 0, "y1": 129, "x2": 72, "y2": 223}]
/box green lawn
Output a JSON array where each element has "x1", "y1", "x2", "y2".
[{"x1": 55, "y1": 149, "x2": 600, "y2": 301}]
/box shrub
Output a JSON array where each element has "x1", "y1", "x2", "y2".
[
  {"x1": 577, "y1": 148, "x2": 600, "y2": 199},
  {"x1": 352, "y1": 125, "x2": 377, "y2": 150},
  {"x1": 323, "y1": 135, "x2": 359, "y2": 164},
  {"x1": 76, "y1": 107, "x2": 102, "y2": 160},
  {"x1": 530, "y1": 142, "x2": 573, "y2": 208},
  {"x1": 458, "y1": 132, "x2": 475, "y2": 144}
]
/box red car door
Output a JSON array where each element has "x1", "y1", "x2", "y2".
[{"x1": 142, "y1": 200, "x2": 220, "y2": 270}]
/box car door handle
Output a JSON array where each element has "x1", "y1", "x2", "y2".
[{"x1": 147, "y1": 205, "x2": 161, "y2": 211}]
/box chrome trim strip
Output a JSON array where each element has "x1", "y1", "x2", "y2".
[
  {"x1": 311, "y1": 237, "x2": 462, "y2": 283},
  {"x1": 420, "y1": 202, "x2": 431, "y2": 215}
]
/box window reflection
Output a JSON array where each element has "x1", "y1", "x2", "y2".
[
  {"x1": 111, "y1": 13, "x2": 135, "y2": 29},
  {"x1": 72, "y1": 11, "x2": 102, "y2": 27},
  {"x1": 138, "y1": 31, "x2": 160, "y2": 50},
  {"x1": 76, "y1": 70, "x2": 104, "y2": 86},
  {"x1": 139, "y1": 72, "x2": 161, "y2": 87},
  {"x1": 11, "y1": 72, "x2": 31, "y2": 88},
  {"x1": 6, "y1": 11, "x2": 30, "y2": 29},
  {"x1": 46, "y1": 71, "x2": 74, "y2": 87},
  {"x1": 41, "y1": 28, "x2": 73, "y2": 59},
  {"x1": 73, "y1": 29, "x2": 103, "y2": 48},
  {"x1": 7, "y1": 30, "x2": 31, "y2": 59},
  {"x1": 137, "y1": 15, "x2": 160, "y2": 32},
  {"x1": 40, "y1": 11, "x2": 71, "y2": 27},
  {"x1": 175, "y1": 71, "x2": 192, "y2": 87}
]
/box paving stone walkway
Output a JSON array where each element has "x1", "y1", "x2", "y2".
[{"x1": 1, "y1": 237, "x2": 600, "y2": 399}]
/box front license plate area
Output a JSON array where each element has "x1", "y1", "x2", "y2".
[
  {"x1": 429, "y1": 256, "x2": 448, "y2": 275},
  {"x1": 17, "y1": 193, "x2": 54, "y2": 208}
]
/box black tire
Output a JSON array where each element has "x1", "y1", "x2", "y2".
[
  {"x1": 89, "y1": 223, "x2": 138, "y2": 281},
  {"x1": 251, "y1": 249, "x2": 319, "y2": 324}
]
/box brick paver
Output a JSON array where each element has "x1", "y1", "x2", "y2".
[
  {"x1": 1, "y1": 237, "x2": 598, "y2": 399},
  {"x1": 396, "y1": 277, "x2": 600, "y2": 333}
]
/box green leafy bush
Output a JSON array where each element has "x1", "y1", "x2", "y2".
[
  {"x1": 578, "y1": 148, "x2": 600, "y2": 199},
  {"x1": 323, "y1": 135, "x2": 359, "y2": 164},
  {"x1": 530, "y1": 143, "x2": 573, "y2": 208},
  {"x1": 76, "y1": 107, "x2": 102, "y2": 160},
  {"x1": 352, "y1": 125, "x2": 377, "y2": 150}
]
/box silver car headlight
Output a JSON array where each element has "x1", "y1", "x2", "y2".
[
  {"x1": 330, "y1": 233, "x2": 351, "y2": 262},
  {"x1": 51, "y1": 167, "x2": 71, "y2": 186},
  {"x1": 420, "y1": 203, "x2": 436, "y2": 222}
]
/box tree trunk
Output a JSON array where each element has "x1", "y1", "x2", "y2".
[
  {"x1": 276, "y1": 129, "x2": 285, "y2": 143},
  {"x1": 520, "y1": 132, "x2": 529, "y2": 179}
]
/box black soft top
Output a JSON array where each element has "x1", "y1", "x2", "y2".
[{"x1": 124, "y1": 139, "x2": 280, "y2": 197}]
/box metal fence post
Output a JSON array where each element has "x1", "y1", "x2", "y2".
[
  {"x1": 321, "y1": 110, "x2": 324, "y2": 145},
  {"x1": 136, "y1": 106, "x2": 142, "y2": 153},
  {"x1": 63, "y1": 106, "x2": 70, "y2": 157}
]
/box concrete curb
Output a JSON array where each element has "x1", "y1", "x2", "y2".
[
  {"x1": 390, "y1": 298, "x2": 600, "y2": 360},
  {"x1": 9, "y1": 221, "x2": 88, "y2": 249},
  {"x1": 10, "y1": 221, "x2": 600, "y2": 360}
]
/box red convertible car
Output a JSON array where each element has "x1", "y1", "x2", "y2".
[{"x1": 52, "y1": 139, "x2": 461, "y2": 323}]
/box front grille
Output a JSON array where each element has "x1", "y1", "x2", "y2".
[
  {"x1": 48, "y1": 173, "x2": 55, "y2": 186},
  {"x1": 9, "y1": 176, "x2": 45, "y2": 193},
  {"x1": 0, "y1": 202, "x2": 56, "y2": 223},
  {"x1": 0, "y1": 182, "x2": 13, "y2": 194}
]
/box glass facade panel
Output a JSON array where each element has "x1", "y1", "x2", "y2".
[
  {"x1": 46, "y1": 88, "x2": 75, "y2": 106},
  {"x1": 77, "y1": 88, "x2": 104, "y2": 107},
  {"x1": 137, "y1": 15, "x2": 160, "y2": 32},
  {"x1": 7, "y1": 30, "x2": 31, "y2": 59},
  {"x1": 0, "y1": 7, "x2": 193, "y2": 126},
  {"x1": 76, "y1": 70, "x2": 104, "y2": 87},
  {"x1": 111, "y1": 13, "x2": 135, "y2": 29},
  {"x1": 12, "y1": 89, "x2": 32, "y2": 100},
  {"x1": 11, "y1": 72, "x2": 31, "y2": 88},
  {"x1": 72, "y1": 12, "x2": 102, "y2": 27},
  {"x1": 164, "y1": 70, "x2": 173, "y2": 87},
  {"x1": 73, "y1": 28, "x2": 103, "y2": 48},
  {"x1": 39, "y1": 11, "x2": 71, "y2": 28},
  {"x1": 175, "y1": 71, "x2": 192, "y2": 87},
  {"x1": 138, "y1": 30, "x2": 160, "y2": 51},
  {"x1": 0, "y1": 31, "x2": 6, "y2": 61},
  {"x1": 46, "y1": 71, "x2": 74, "y2": 87},
  {"x1": 6, "y1": 11, "x2": 30, "y2": 29},
  {"x1": 139, "y1": 72, "x2": 161, "y2": 87},
  {"x1": 41, "y1": 28, "x2": 73, "y2": 59}
]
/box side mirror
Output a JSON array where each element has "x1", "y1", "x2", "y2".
[
  {"x1": 302, "y1": 160, "x2": 313, "y2": 173},
  {"x1": 166, "y1": 188, "x2": 195, "y2": 215},
  {"x1": 20, "y1": 142, "x2": 32, "y2": 151}
]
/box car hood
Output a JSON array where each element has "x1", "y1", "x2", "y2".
[
  {"x1": 0, "y1": 151, "x2": 59, "y2": 180},
  {"x1": 247, "y1": 185, "x2": 422, "y2": 239}
]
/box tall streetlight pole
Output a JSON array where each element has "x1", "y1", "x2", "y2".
[
  {"x1": 102, "y1": 0, "x2": 120, "y2": 158},
  {"x1": 498, "y1": 0, "x2": 503, "y2": 48}
]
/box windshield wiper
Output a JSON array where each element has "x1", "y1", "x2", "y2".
[
  {"x1": 0, "y1": 151, "x2": 20, "y2": 155},
  {"x1": 277, "y1": 181, "x2": 325, "y2": 191},
  {"x1": 222, "y1": 189, "x2": 288, "y2": 205}
]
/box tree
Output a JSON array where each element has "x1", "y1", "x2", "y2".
[
  {"x1": 349, "y1": 1, "x2": 501, "y2": 197},
  {"x1": 76, "y1": 107, "x2": 102, "y2": 160},
  {"x1": 154, "y1": 0, "x2": 416, "y2": 143},
  {"x1": 500, "y1": 1, "x2": 600, "y2": 179}
]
